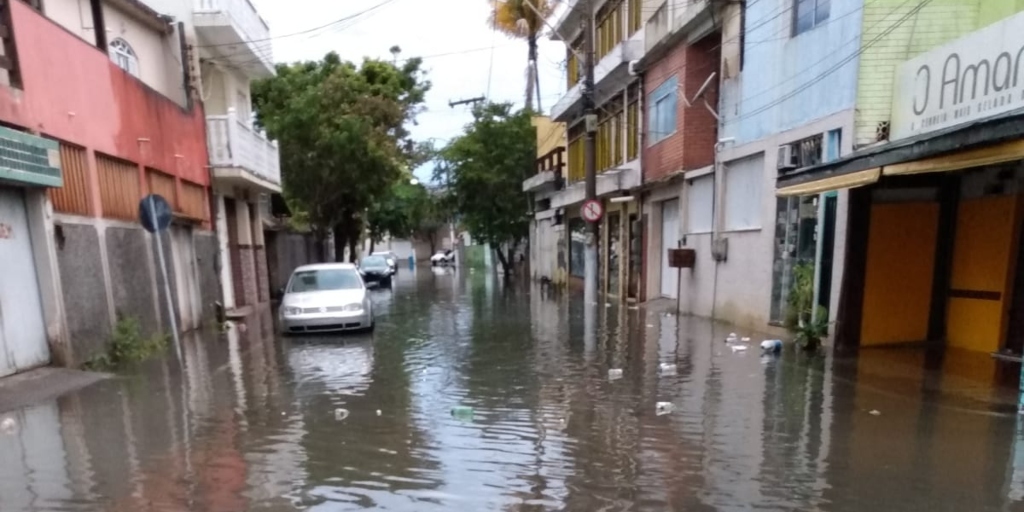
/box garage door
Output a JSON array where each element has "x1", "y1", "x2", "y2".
[
  {"x1": 660, "y1": 199, "x2": 680, "y2": 298},
  {"x1": 0, "y1": 187, "x2": 50, "y2": 377}
]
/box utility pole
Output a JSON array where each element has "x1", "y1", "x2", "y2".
[
  {"x1": 448, "y1": 96, "x2": 486, "y2": 108},
  {"x1": 582, "y1": 1, "x2": 599, "y2": 306}
]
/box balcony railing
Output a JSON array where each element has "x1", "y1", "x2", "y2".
[
  {"x1": 207, "y1": 108, "x2": 280, "y2": 186},
  {"x1": 194, "y1": 0, "x2": 270, "y2": 46}
]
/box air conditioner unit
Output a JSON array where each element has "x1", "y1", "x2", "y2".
[
  {"x1": 628, "y1": 60, "x2": 641, "y2": 76},
  {"x1": 777, "y1": 144, "x2": 797, "y2": 171}
]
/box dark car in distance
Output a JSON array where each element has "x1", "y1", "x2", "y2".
[{"x1": 359, "y1": 255, "x2": 394, "y2": 287}]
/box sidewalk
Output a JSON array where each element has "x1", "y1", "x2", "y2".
[{"x1": 0, "y1": 367, "x2": 108, "y2": 414}]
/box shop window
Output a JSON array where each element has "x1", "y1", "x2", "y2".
[
  {"x1": 723, "y1": 154, "x2": 764, "y2": 231},
  {"x1": 769, "y1": 195, "x2": 820, "y2": 324},
  {"x1": 569, "y1": 217, "x2": 586, "y2": 278},
  {"x1": 793, "y1": 0, "x2": 830, "y2": 36},
  {"x1": 648, "y1": 76, "x2": 677, "y2": 145},
  {"x1": 109, "y1": 38, "x2": 139, "y2": 77},
  {"x1": 686, "y1": 174, "x2": 714, "y2": 234}
]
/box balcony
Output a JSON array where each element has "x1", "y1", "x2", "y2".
[
  {"x1": 525, "y1": 147, "x2": 565, "y2": 193},
  {"x1": 207, "y1": 108, "x2": 281, "y2": 193},
  {"x1": 549, "y1": 34, "x2": 644, "y2": 123},
  {"x1": 193, "y1": 0, "x2": 274, "y2": 78}
]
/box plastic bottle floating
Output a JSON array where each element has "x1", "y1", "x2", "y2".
[
  {"x1": 655, "y1": 402, "x2": 675, "y2": 416},
  {"x1": 451, "y1": 405, "x2": 474, "y2": 420},
  {"x1": 334, "y1": 408, "x2": 350, "y2": 421},
  {"x1": 760, "y1": 339, "x2": 783, "y2": 353},
  {"x1": 608, "y1": 368, "x2": 623, "y2": 380},
  {"x1": 658, "y1": 363, "x2": 677, "y2": 376}
]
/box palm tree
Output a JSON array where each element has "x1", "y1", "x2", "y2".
[{"x1": 489, "y1": 0, "x2": 556, "y2": 112}]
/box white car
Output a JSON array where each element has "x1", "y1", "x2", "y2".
[
  {"x1": 431, "y1": 250, "x2": 455, "y2": 266},
  {"x1": 279, "y1": 263, "x2": 374, "y2": 334}
]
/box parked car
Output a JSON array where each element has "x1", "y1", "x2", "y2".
[
  {"x1": 372, "y1": 251, "x2": 399, "y2": 272},
  {"x1": 431, "y1": 249, "x2": 455, "y2": 266},
  {"x1": 359, "y1": 255, "x2": 394, "y2": 287},
  {"x1": 279, "y1": 263, "x2": 374, "y2": 334}
]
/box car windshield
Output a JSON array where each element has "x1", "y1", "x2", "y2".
[
  {"x1": 288, "y1": 268, "x2": 362, "y2": 292},
  {"x1": 361, "y1": 256, "x2": 388, "y2": 269}
]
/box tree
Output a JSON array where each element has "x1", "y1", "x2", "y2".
[
  {"x1": 440, "y1": 102, "x2": 535, "y2": 276},
  {"x1": 365, "y1": 179, "x2": 431, "y2": 253},
  {"x1": 488, "y1": 0, "x2": 555, "y2": 112},
  {"x1": 251, "y1": 51, "x2": 429, "y2": 261}
]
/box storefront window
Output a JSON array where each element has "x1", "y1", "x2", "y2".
[
  {"x1": 570, "y1": 218, "x2": 586, "y2": 278},
  {"x1": 769, "y1": 195, "x2": 819, "y2": 324},
  {"x1": 607, "y1": 212, "x2": 620, "y2": 295}
]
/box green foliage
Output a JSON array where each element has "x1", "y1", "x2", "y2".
[
  {"x1": 794, "y1": 306, "x2": 830, "y2": 351},
  {"x1": 439, "y1": 102, "x2": 535, "y2": 272},
  {"x1": 84, "y1": 316, "x2": 168, "y2": 371},
  {"x1": 251, "y1": 52, "x2": 430, "y2": 236},
  {"x1": 785, "y1": 261, "x2": 815, "y2": 329},
  {"x1": 366, "y1": 180, "x2": 432, "y2": 244}
]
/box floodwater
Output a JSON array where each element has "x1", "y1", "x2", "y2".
[{"x1": 3, "y1": 268, "x2": 1024, "y2": 511}]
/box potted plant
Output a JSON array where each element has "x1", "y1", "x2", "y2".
[{"x1": 785, "y1": 262, "x2": 829, "y2": 352}]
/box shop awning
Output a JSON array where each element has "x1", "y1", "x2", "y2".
[{"x1": 776, "y1": 107, "x2": 1024, "y2": 195}]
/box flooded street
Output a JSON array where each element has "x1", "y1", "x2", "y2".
[{"x1": 3, "y1": 268, "x2": 1024, "y2": 511}]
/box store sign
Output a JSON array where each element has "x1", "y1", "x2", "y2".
[{"x1": 891, "y1": 11, "x2": 1024, "y2": 141}]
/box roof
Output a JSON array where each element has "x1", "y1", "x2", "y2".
[
  {"x1": 293, "y1": 263, "x2": 357, "y2": 272},
  {"x1": 778, "y1": 107, "x2": 1024, "y2": 189}
]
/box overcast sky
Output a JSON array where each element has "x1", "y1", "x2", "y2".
[{"x1": 251, "y1": 0, "x2": 567, "y2": 182}]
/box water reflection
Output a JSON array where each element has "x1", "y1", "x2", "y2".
[{"x1": 1, "y1": 270, "x2": 1024, "y2": 511}]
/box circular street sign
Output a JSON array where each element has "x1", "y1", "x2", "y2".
[
  {"x1": 139, "y1": 194, "x2": 173, "y2": 233},
  {"x1": 581, "y1": 199, "x2": 604, "y2": 223}
]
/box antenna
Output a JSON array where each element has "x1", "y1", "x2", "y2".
[{"x1": 680, "y1": 72, "x2": 719, "y2": 121}]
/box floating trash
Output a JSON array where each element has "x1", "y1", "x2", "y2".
[
  {"x1": 451, "y1": 405, "x2": 474, "y2": 420},
  {"x1": 658, "y1": 363, "x2": 677, "y2": 376},
  {"x1": 730, "y1": 344, "x2": 749, "y2": 353},
  {"x1": 334, "y1": 408, "x2": 350, "y2": 421},
  {"x1": 376, "y1": 409, "x2": 382, "y2": 416},
  {"x1": 869, "y1": 409, "x2": 881, "y2": 416},
  {"x1": 655, "y1": 402, "x2": 675, "y2": 416},
  {"x1": 760, "y1": 339, "x2": 783, "y2": 353},
  {"x1": 0, "y1": 417, "x2": 15, "y2": 434},
  {"x1": 740, "y1": 337, "x2": 751, "y2": 343},
  {"x1": 608, "y1": 368, "x2": 623, "y2": 380},
  {"x1": 725, "y1": 332, "x2": 739, "y2": 343}
]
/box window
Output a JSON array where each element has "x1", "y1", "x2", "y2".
[
  {"x1": 567, "y1": 37, "x2": 583, "y2": 88},
  {"x1": 769, "y1": 195, "x2": 819, "y2": 323},
  {"x1": 288, "y1": 268, "x2": 363, "y2": 292},
  {"x1": 825, "y1": 129, "x2": 842, "y2": 162},
  {"x1": 648, "y1": 76, "x2": 677, "y2": 145},
  {"x1": 723, "y1": 154, "x2": 764, "y2": 231},
  {"x1": 108, "y1": 38, "x2": 139, "y2": 77},
  {"x1": 626, "y1": 82, "x2": 640, "y2": 160},
  {"x1": 567, "y1": 121, "x2": 585, "y2": 183},
  {"x1": 597, "y1": 96, "x2": 623, "y2": 171},
  {"x1": 627, "y1": 0, "x2": 642, "y2": 36},
  {"x1": 596, "y1": 1, "x2": 624, "y2": 60},
  {"x1": 794, "y1": 0, "x2": 830, "y2": 35},
  {"x1": 685, "y1": 174, "x2": 714, "y2": 234}
]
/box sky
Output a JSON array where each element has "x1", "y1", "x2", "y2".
[{"x1": 250, "y1": 0, "x2": 568, "y2": 183}]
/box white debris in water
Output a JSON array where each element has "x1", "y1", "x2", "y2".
[
  {"x1": 655, "y1": 402, "x2": 674, "y2": 416},
  {"x1": 730, "y1": 344, "x2": 749, "y2": 353},
  {"x1": 376, "y1": 409, "x2": 382, "y2": 416},
  {"x1": 725, "y1": 333, "x2": 739, "y2": 343},
  {"x1": 869, "y1": 409, "x2": 881, "y2": 416},
  {"x1": 0, "y1": 417, "x2": 16, "y2": 434},
  {"x1": 334, "y1": 408, "x2": 350, "y2": 421},
  {"x1": 646, "y1": 324, "x2": 655, "y2": 328},
  {"x1": 658, "y1": 363, "x2": 677, "y2": 376},
  {"x1": 608, "y1": 368, "x2": 623, "y2": 380},
  {"x1": 761, "y1": 339, "x2": 783, "y2": 353},
  {"x1": 740, "y1": 337, "x2": 751, "y2": 342}
]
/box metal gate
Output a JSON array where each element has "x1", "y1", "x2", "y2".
[
  {"x1": 0, "y1": 187, "x2": 50, "y2": 376},
  {"x1": 170, "y1": 225, "x2": 203, "y2": 332},
  {"x1": 660, "y1": 199, "x2": 680, "y2": 298}
]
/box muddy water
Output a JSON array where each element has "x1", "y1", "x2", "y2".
[{"x1": 2, "y1": 268, "x2": 1023, "y2": 511}]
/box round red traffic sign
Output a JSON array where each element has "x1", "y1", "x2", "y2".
[{"x1": 581, "y1": 199, "x2": 604, "y2": 223}]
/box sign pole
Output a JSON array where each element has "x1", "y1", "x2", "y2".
[{"x1": 150, "y1": 195, "x2": 182, "y2": 363}]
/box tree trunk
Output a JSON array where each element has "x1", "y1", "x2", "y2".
[
  {"x1": 529, "y1": 33, "x2": 542, "y2": 113},
  {"x1": 314, "y1": 230, "x2": 327, "y2": 263},
  {"x1": 495, "y1": 244, "x2": 511, "y2": 277},
  {"x1": 524, "y1": 33, "x2": 537, "y2": 112},
  {"x1": 368, "y1": 238, "x2": 376, "y2": 254},
  {"x1": 348, "y1": 235, "x2": 359, "y2": 263},
  {"x1": 332, "y1": 223, "x2": 347, "y2": 262}
]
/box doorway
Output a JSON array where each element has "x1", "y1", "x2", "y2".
[{"x1": 660, "y1": 199, "x2": 679, "y2": 298}]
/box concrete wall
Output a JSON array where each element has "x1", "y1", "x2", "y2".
[
  {"x1": 533, "y1": 116, "x2": 566, "y2": 156},
  {"x1": 54, "y1": 216, "x2": 218, "y2": 365},
  {"x1": 265, "y1": 230, "x2": 318, "y2": 297},
  {"x1": 719, "y1": 0, "x2": 862, "y2": 146},
  {"x1": 854, "y1": 0, "x2": 1024, "y2": 146}
]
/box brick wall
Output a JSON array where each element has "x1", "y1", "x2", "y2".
[
  {"x1": 643, "y1": 34, "x2": 720, "y2": 181},
  {"x1": 238, "y1": 246, "x2": 258, "y2": 308},
  {"x1": 255, "y1": 247, "x2": 269, "y2": 303}
]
